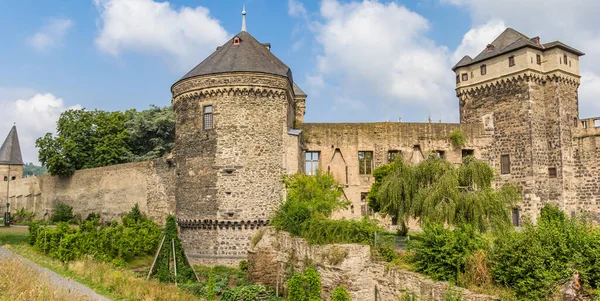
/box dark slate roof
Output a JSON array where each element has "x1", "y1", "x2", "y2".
[
  {"x1": 175, "y1": 31, "x2": 293, "y2": 85},
  {"x1": 452, "y1": 28, "x2": 584, "y2": 71},
  {"x1": 0, "y1": 126, "x2": 23, "y2": 165},
  {"x1": 293, "y1": 83, "x2": 306, "y2": 97}
]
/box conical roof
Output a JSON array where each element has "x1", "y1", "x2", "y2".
[
  {"x1": 174, "y1": 31, "x2": 293, "y2": 86},
  {"x1": 0, "y1": 126, "x2": 23, "y2": 165}
]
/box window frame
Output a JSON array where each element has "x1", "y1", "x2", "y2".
[
  {"x1": 563, "y1": 54, "x2": 568, "y2": 66},
  {"x1": 508, "y1": 56, "x2": 515, "y2": 67},
  {"x1": 203, "y1": 105, "x2": 214, "y2": 130},
  {"x1": 387, "y1": 150, "x2": 401, "y2": 163},
  {"x1": 500, "y1": 154, "x2": 511, "y2": 175},
  {"x1": 461, "y1": 73, "x2": 468, "y2": 81},
  {"x1": 305, "y1": 151, "x2": 320, "y2": 176},
  {"x1": 480, "y1": 64, "x2": 487, "y2": 75},
  {"x1": 536, "y1": 54, "x2": 542, "y2": 65},
  {"x1": 358, "y1": 151, "x2": 373, "y2": 175},
  {"x1": 456, "y1": 75, "x2": 460, "y2": 84}
]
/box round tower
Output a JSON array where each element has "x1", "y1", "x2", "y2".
[{"x1": 171, "y1": 12, "x2": 302, "y2": 266}]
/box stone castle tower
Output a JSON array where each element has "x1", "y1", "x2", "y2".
[
  {"x1": 453, "y1": 28, "x2": 585, "y2": 221},
  {"x1": 171, "y1": 10, "x2": 303, "y2": 265},
  {"x1": 0, "y1": 125, "x2": 24, "y2": 213}
]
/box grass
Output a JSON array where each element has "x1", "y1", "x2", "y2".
[
  {"x1": 0, "y1": 257, "x2": 92, "y2": 301},
  {"x1": 0, "y1": 227, "x2": 200, "y2": 301}
]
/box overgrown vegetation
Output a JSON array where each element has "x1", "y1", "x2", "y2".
[
  {"x1": 331, "y1": 286, "x2": 352, "y2": 301},
  {"x1": 29, "y1": 204, "x2": 161, "y2": 265},
  {"x1": 36, "y1": 105, "x2": 175, "y2": 176},
  {"x1": 449, "y1": 128, "x2": 467, "y2": 148},
  {"x1": 368, "y1": 156, "x2": 520, "y2": 233},
  {"x1": 286, "y1": 267, "x2": 322, "y2": 301},
  {"x1": 272, "y1": 172, "x2": 386, "y2": 246},
  {"x1": 149, "y1": 215, "x2": 196, "y2": 284},
  {"x1": 22, "y1": 162, "x2": 47, "y2": 177},
  {"x1": 12, "y1": 208, "x2": 35, "y2": 223},
  {"x1": 50, "y1": 202, "x2": 74, "y2": 223}
]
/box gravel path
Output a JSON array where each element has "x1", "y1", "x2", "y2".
[{"x1": 0, "y1": 246, "x2": 111, "y2": 301}]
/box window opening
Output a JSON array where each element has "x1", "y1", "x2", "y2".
[
  {"x1": 501, "y1": 154, "x2": 510, "y2": 174},
  {"x1": 462, "y1": 149, "x2": 474, "y2": 158},
  {"x1": 456, "y1": 75, "x2": 460, "y2": 84},
  {"x1": 305, "y1": 152, "x2": 319, "y2": 175},
  {"x1": 203, "y1": 105, "x2": 213, "y2": 130},
  {"x1": 480, "y1": 64, "x2": 486, "y2": 75},
  {"x1": 435, "y1": 150, "x2": 445, "y2": 159},
  {"x1": 574, "y1": 117, "x2": 578, "y2": 127},
  {"x1": 508, "y1": 56, "x2": 515, "y2": 67},
  {"x1": 536, "y1": 54, "x2": 541, "y2": 65},
  {"x1": 360, "y1": 192, "x2": 369, "y2": 216},
  {"x1": 594, "y1": 119, "x2": 600, "y2": 127},
  {"x1": 582, "y1": 120, "x2": 587, "y2": 128},
  {"x1": 358, "y1": 151, "x2": 373, "y2": 175},
  {"x1": 387, "y1": 150, "x2": 401, "y2": 163},
  {"x1": 512, "y1": 208, "x2": 520, "y2": 227},
  {"x1": 11, "y1": 176, "x2": 15, "y2": 181},
  {"x1": 564, "y1": 54, "x2": 568, "y2": 66},
  {"x1": 3, "y1": 176, "x2": 6, "y2": 181},
  {"x1": 462, "y1": 73, "x2": 468, "y2": 81},
  {"x1": 548, "y1": 167, "x2": 557, "y2": 178}
]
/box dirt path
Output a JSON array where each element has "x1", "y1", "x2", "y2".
[{"x1": 0, "y1": 246, "x2": 111, "y2": 301}]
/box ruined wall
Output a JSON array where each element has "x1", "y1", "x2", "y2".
[
  {"x1": 3, "y1": 159, "x2": 175, "y2": 224},
  {"x1": 300, "y1": 122, "x2": 492, "y2": 220},
  {"x1": 248, "y1": 228, "x2": 497, "y2": 301},
  {"x1": 172, "y1": 73, "x2": 299, "y2": 266},
  {"x1": 573, "y1": 122, "x2": 600, "y2": 220}
]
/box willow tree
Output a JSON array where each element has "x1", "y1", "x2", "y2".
[{"x1": 368, "y1": 155, "x2": 520, "y2": 233}]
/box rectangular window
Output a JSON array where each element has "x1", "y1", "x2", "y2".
[
  {"x1": 536, "y1": 54, "x2": 542, "y2": 65},
  {"x1": 508, "y1": 56, "x2": 515, "y2": 67},
  {"x1": 574, "y1": 117, "x2": 578, "y2": 127},
  {"x1": 462, "y1": 73, "x2": 468, "y2": 81},
  {"x1": 595, "y1": 119, "x2": 600, "y2": 127},
  {"x1": 456, "y1": 75, "x2": 460, "y2": 84},
  {"x1": 512, "y1": 208, "x2": 520, "y2": 227},
  {"x1": 462, "y1": 149, "x2": 474, "y2": 158},
  {"x1": 305, "y1": 152, "x2": 319, "y2": 176},
  {"x1": 501, "y1": 154, "x2": 511, "y2": 174},
  {"x1": 548, "y1": 167, "x2": 557, "y2": 178},
  {"x1": 582, "y1": 120, "x2": 587, "y2": 128},
  {"x1": 480, "y1": 64, "x2": 486, "y2": 75},
  {"x1": 387, "y1": 150, "x2": 401, "y2": 163},
  {"x1": 358, "y1": 151, "x2": 373, "y2": 175},
  {"x1": 203, "y1": 105, "x2": 213, "y2": 130},
  {"x1": 435, "y1": 150, "x2": 446, "y2": 159},
  {"x1": 564, "y1": 54, "x2": 568, "y2": 66},
  {"x1": 3, "y1": 176, "x2": 6, "y2": 181}
]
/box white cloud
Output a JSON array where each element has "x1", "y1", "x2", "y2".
[
  {"x1": 451, "y1": 19, "x2": 506, "y2": 63},
  {"x1": 445, "y1": 0, "x2": 600, "y2": 118},
  {"x1": 303, "y1": 0, "x2": 456, "y2": 120},
  {"x1": 94, "y1": 0, "x2": 230, "y2": 70},
  {"x1": 0, "y1": 90, "x2": 81, "y2": 164},
  {"x1": 28, "y1": 18, "x2": 73, "y2": 51},
  {"x1": 288, "y1": 0, "x2": 308, "y2": 19}
]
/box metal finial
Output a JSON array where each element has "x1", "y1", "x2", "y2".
[{"x1": 241, "y1": 6, "x2": 247, "y2": 32}]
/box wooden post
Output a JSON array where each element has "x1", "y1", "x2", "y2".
[
  {"x1": 147, "y1": 234, "x2": 166, "y2": 280},
  {"x1": 172, "y1": 239, "x2": 177, "y2": 286}
]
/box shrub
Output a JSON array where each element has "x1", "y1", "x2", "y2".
[
  {"x1": 331, "y1": 286, "x2": 351, "y2": 301},
  {"x1": 12, "y1": 208, "x2": 35, "y2": 223},
  {"x1": 150, "y1": 215, "x2": 196, "y2": 284},
  {"x1": 490, "y1": 204, "x2": 600, "y2": 300},
  {"x1": 286, "y1": 268, "x2": 323, "y2": 301},
  {"x1": 449, "y1": 128, "x2": 466, "y2": 148},
  {"x1": 221, "y1": 285, "x2": 280, "y2": 301},
  {"x1": 409, "y1": 224, "x2": 484, "y2": 282},
  {"x1": 287, "y1": 273, "x2": 306, "y2": 301},
  {"x1": 51, "y1": 202, "x2": 74, "y2": 223},
  {"x1": 305, "y1": 267, "x2": 321, "y2": 300}
]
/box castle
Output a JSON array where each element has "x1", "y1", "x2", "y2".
[{"x1": 1, "y1": 14, "x2": 599, "y2": 265}]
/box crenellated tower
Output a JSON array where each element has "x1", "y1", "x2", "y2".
[
  {"x1": 171, "y1": 10, "x2": 304, "y2": 265},
  {"x1": 453, "y1": 28, "x2": 584, "y2": 222}
]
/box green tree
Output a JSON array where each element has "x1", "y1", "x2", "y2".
[
  {"x1": 125, "y1": 105, "x2": 175, "y2": 162},
  {"x1": 22, "y1": 163, "x2": 47, "y2": 177},
  {"x1": 370, "y1": 155, "x2": 520, "y2": 232}
]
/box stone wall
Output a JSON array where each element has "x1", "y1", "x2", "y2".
[
  {"x1": 248, "y1": 228, "x2": 497, "y2": 301},
  {"x1": 2, "y1": 158, "x2": 175, "y2": 224},
  {"x1": 300, "y1": 122, "x2": 492, "y2": 220}
]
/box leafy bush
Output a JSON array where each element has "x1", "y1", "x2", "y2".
[
  {"x1": 12, "y1": 208, "x2": 35, "y2": 223},
  {"x1": 29, "y1": 205, "x2": 160, "y2": 264},
  {"x1": 331, "y1": 286, "x2": 351, "y2": 301},
  {"x1": 50, "y1": 202, "x2": 74, "y2": 223},
  {"x1": 490, "y1": 204, "x2": 600, "y2": 300},
  {"x1": 449, "y1": 128, "x2": 466, "y2": 148},
  {"x1": 221, "y1": 285, "x2": 280, "y2": 301},
  {"x1": 286, "y1": 268, "x2": 323, "y2": 301},
  {"x1": 409, "y1": 224, "x2": 484, "y2": 282}
]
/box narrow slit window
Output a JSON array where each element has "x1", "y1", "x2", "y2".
[
  {"x1": 358, "y1": 151, "x2": 373, "y2": 175},
  {"x1": 203, "y1": 105, "x2": 213, "y2": 130},
  {"x1": 512, "y1": 208, "x2": 520, "y2": 227},
  {"x1": 480, "y1": 64, "x2": 486, "y2": 75},
  {"x1": 536, "y1": 54, "x2": 542, "y2": 65},
  {"x1": 564, "y1": 54, "x2": 568, "y2": 66},
  {"x1": 305, "y1": 152, "x2": 319, "y2": 175},
  {"x1": 508, "y1": 56, "x2": 515, "y2": 67},
  {"x1": 501, "y1": 154, "x2": 510, "y2": 174},
  {"x1": 548, "y1": 167, "x2": 557, "y2": 178}
]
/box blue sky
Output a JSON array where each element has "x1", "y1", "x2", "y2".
[{"x1": 1, "y1": 0, "x2": 600, "y2": 163}]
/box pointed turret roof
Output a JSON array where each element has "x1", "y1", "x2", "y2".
[
  {"x1": 174, "y1": 31, "x2": 293, "y2": 86},
  {"x1": 0, "y1": 125, "x2": 23, "y2": 165}
]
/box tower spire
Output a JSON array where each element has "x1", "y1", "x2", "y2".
[{"x1": 241, "y1": 6, "x2": 247, "y2": 32}]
